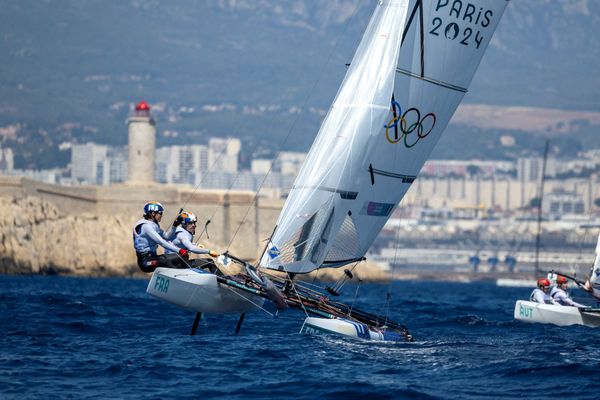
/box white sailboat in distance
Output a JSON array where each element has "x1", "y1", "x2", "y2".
[
  {"x1": 514, "y1": 231, "x2": 600, "y2": 328},
  {"x1": 148, "y1": 0, "x2": 508, "y2": 341}
]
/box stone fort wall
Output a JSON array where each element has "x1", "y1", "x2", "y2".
[{"x1": 0, "y1": 176, "x2": 283, "y2": 276}]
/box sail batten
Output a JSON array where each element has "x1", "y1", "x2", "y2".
[
  {"x1": 333, "y1": 104, "x2": 391, "y2": 110},
  {"x1": 260, "y1": 0, "x2": 507, "y2": 274},
  {"x1": 292, "y1": 186, "x2": 358, "y2": 200},
  {"x1": 395, "y1": 67, "x2": 468, "y2": 92}
]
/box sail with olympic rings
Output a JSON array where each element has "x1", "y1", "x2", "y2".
[{"x1": 259, "y1": 0, "x2": 509, "y2": 274}]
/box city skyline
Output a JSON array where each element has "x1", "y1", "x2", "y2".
[{"x1": 1, "y1": 1, "x2": 599, "y2": 171}]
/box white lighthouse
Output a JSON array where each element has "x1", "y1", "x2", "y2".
[{"x1": 127, "y1": 100, "x2": 155, "y2": 184}]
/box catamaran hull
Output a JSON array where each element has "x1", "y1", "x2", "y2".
[
  {"x1": 514, "y1": 300, "x2": 600, "y2": 328},
  {"x1": 147, "y1": 267, "x2": 264, "y2": 314},
  {"x1": 300, "y1": 317, "x2": 406, "y2": 342}
]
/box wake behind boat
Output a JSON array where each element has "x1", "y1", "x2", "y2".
[{"x1": 145, "y1": 0, "x2": 508, "y2": 342}]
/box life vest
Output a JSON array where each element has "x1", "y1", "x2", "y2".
[
  {"x1": 133, "y1": 218, "x2": 158, "y2": 253},
  {"x1": 165, "y1": 227, "x2": 193, "y2": 254},
  {"x1": 551, "y1": 287, "x2": 568, "y2": 305},
  {"x1": 530, "y1": 288, "x2": 549, "y2": 303}
]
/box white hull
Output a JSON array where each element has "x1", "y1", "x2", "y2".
[
  {"x1": 147, "y1": 267, "x2": 264, "y2": 314},
  {"x1": 300, "y1": 317, "x2": 406, "y2": 342},
  {"x1": 514, "y1": 300, "x2": 600, "y2": 328}
]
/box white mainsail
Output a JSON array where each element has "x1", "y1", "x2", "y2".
[{"x1": 260, "y1": 0, "x2": 508, "y2": 273}]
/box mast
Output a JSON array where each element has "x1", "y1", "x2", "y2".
[{"x1": 534, "y1": 139, "x2": 550, "y2": 276}]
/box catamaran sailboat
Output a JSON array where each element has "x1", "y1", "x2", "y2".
[
  {"x1": 147, "y1": 0, "x2": 508, "y2": 341},
  {"x1": 497, "y1": 140, "x2": 550, "y2": 287},
  {"x1": 514, "y1": 232, "x2": 600, "y2": 328},
  {"x1": 514, "y1": 300, "x2": 600, "y2": 328}
]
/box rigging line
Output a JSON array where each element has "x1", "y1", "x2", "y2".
[
  {"x1": 274, "y1": 272, "x2": 333, "y2": 295},
  {"x1": 295, "y1": 280, "x2": 336, "y2": 298},
  {"x1": 224, "y1": 1, "x2": 364, "y2": 252},
  {"x1": 189, "y1": 139, "x2": 260, "y2": 248},
  {"x1": 534, "y1": 139, "x2": 550, "y2": 276},
  {"x1": 335, "y1": 260, "x2": 361, "y2": 292},
  {"x1": 346, "y1": 261, "x2": 362, "y2": 316},
  {"x1": 219, "y1": 283, "x2": 276, "y2": 318},
  {"x1": 348, "y1": 278, "x2": 362, "y2": 319},
  {"x1": 287, "y1": 276, "x2": 310, "y2": 318},
  {"x1": 384, "y1": 212, "x2": 402, "y2": 325},
  {"x1": 173, "y1": 253, "x2": 193, "y2": 269},
  {"x1": 253, "y1": 224, "x2": 279, "y2": 275},
  {"x1": 192, "y1": 162, "x2": 250, "y2": 248},
  {"x1": 575, "y1": 181, "x2": 600, "y2": 274},
  {"x1": 179, "y1": 136, "x2": 236, "y2": 212}
]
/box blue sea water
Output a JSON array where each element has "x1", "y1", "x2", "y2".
[{"x1": 2, "y1": 276, "x2": 600, "y2": 399}]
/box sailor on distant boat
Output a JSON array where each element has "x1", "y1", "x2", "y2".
[
  {"x1": 530, "y1": 278, "x2": 558, "y2": 304},
  {"x1": 550, "y1": 275, "x2": 586, "y2": 308},
  {"x1": 166, "y1": 211, "x2": 219, "y2": 271},
  {"x1": 133, "y1": 201, "x2": 189, "y2": 273}
]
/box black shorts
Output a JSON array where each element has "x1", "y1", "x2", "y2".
[{"x1": 136, "y1": 253, "x2": 188, "y2": 273}]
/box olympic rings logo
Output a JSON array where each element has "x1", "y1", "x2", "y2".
[{"x1": 384, "y1": 99, "x2": 436, "y2": 148}]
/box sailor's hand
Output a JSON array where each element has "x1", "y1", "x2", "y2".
[
  {"x1": 178, "y1": 248, "x2": 189, "y2": 259},
  {"x1": 173, "y1": 215, "x2": 184, "y2": 227},
  {"x1": 208, "y1": 249, "x2": 219, "y2": 258}
]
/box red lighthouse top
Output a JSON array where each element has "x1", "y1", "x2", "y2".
[
  {"x1": 135, "y1": 100, "x2": 150, "y2": 112},
  {"x1": 133, "y1": 100, "x2": 152, "y2": 119}
]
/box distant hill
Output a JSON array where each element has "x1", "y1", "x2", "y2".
[{"x1": 0, "y1": 0, "x2": 598, "y2": 168}]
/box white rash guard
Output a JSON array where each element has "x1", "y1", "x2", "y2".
[
  {"x1": 133, "y1": 219, "x2": 180, "y2": 254},
  {"x1": 165, "y1": 227, "x2": 210, "y2": 255},
  {"x1": 530, "y1": 288, "x2": 558, "y2": 305},
  {"x1": 550, "y1": 286, "x2": 586, "y2": 308}
]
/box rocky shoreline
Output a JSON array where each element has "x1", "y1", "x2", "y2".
[
  {"x1": 0, "y1": 195, "x2": 138, "y2": 277},
  {"x1": 0, "y1": 195, "x2": 392, "y2": 282}
]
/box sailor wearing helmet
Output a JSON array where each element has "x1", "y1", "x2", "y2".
[
  {"x1": 530, "y1": 278, "x2": 558, "y2": 305},
  {"x1": 550, "y1": 275, "x2": 587, "y2": 308},
  {"x1": 132, "y1": 201, "x2": 189, "y2": 273},
  {"x1": 166, "y1": 211, "x2": 220, "y2": 271}
]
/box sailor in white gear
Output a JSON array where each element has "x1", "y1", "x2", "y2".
[
  {"x1": 530, "y1": 278, "x2": 558, "y2": 304},
  {"x1": 550, "y1": 275, "x2": 587, "y2": 308},
  {"x1": 166, "y1": 211, "x2": 219, "y2": 270},
  {"x1": 133, "y1": 201, "x2": 188, "y2": 272}
]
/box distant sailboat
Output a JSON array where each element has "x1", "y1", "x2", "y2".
[
  {"x1": 514, "y1": 231, "x2": 600, "y2": 328},
  {"x1": 147, "y1": 0, "x2": 508, "y2": 341},
  {"x1": 497, "y1": 140, "x2": 550, "y2": 287}
]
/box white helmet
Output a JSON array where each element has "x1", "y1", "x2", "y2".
[{"x1": 179, "y1": 211, "x2": 197, "y2": 225}]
